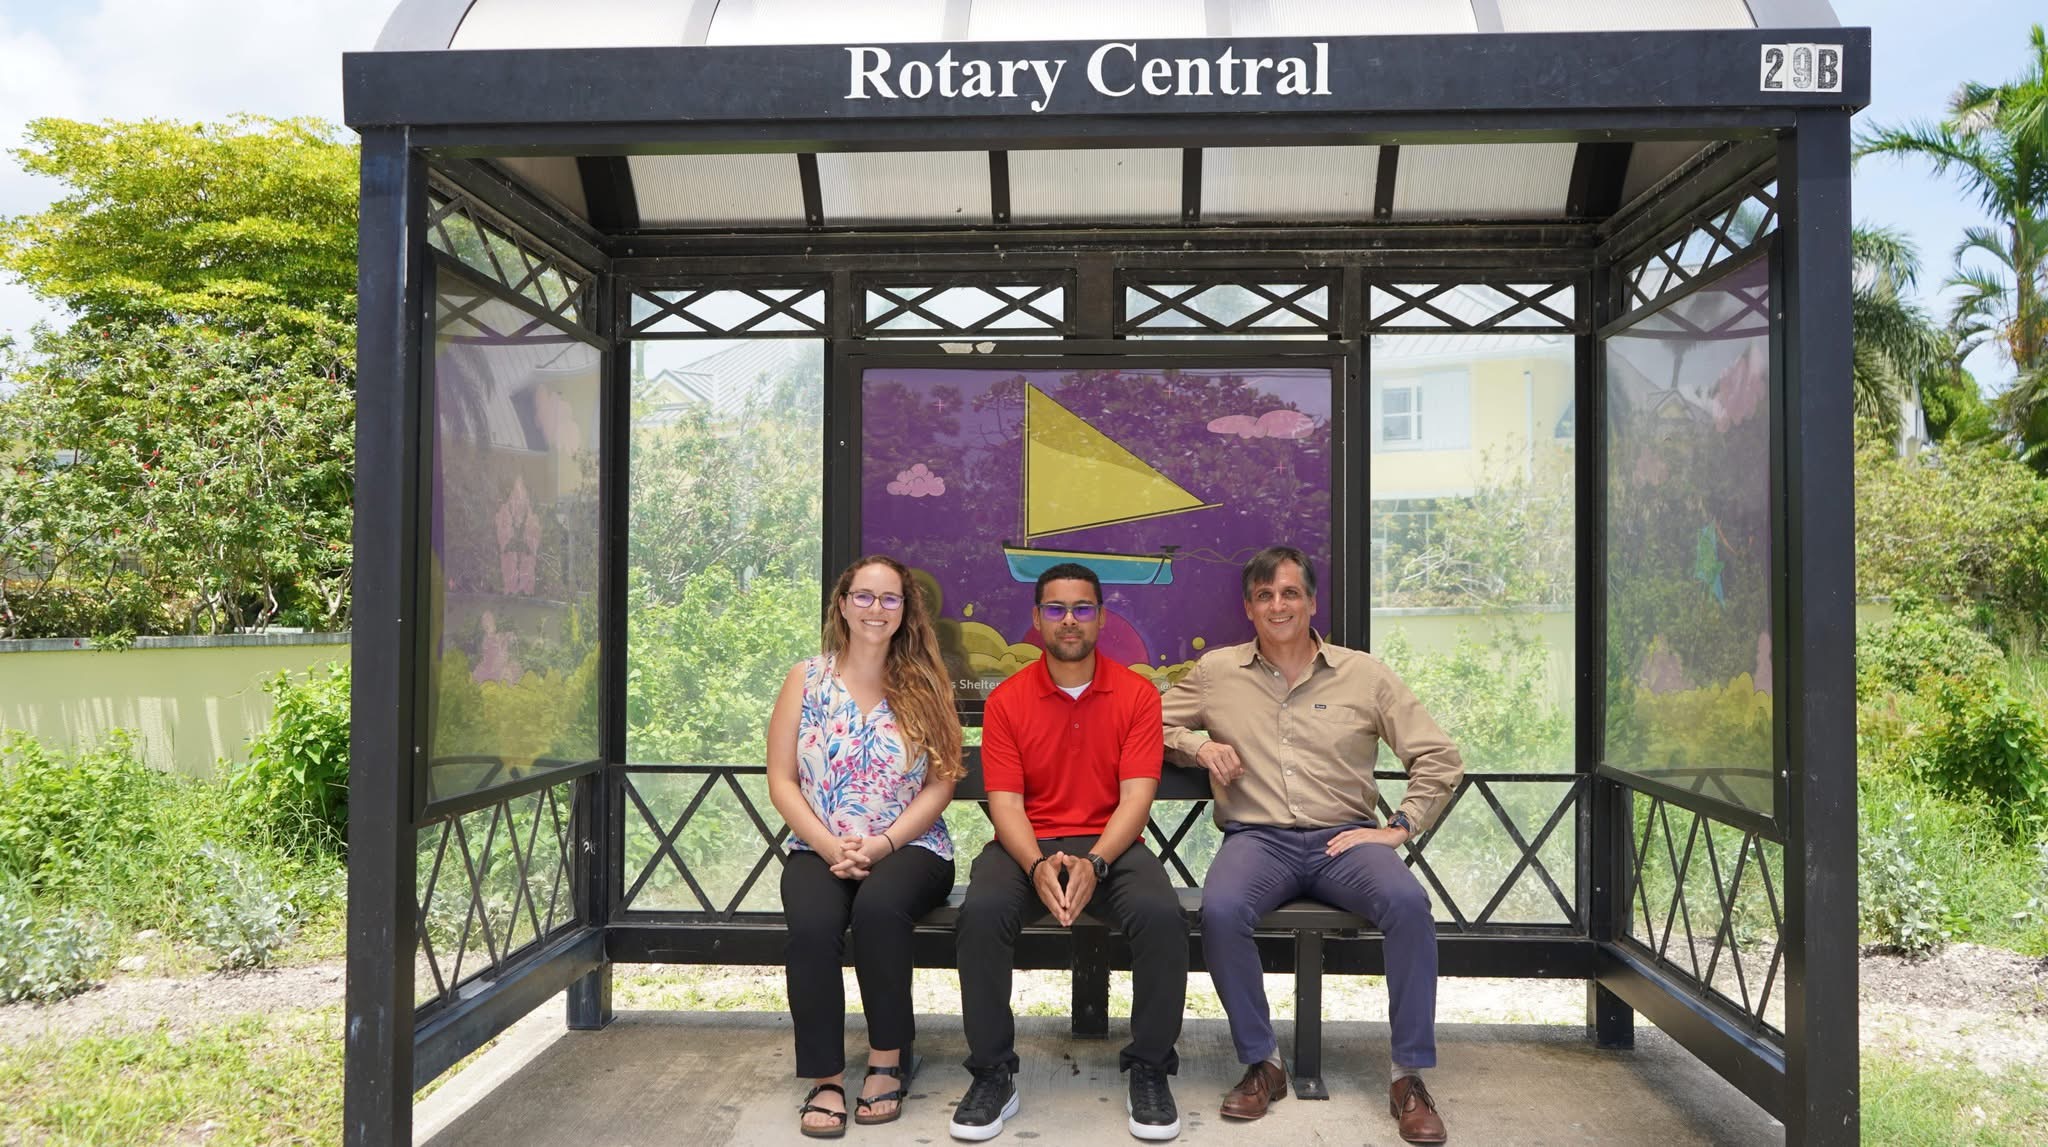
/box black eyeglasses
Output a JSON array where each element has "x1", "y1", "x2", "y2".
[
  {"x1": 846, "y1": 590, "x2": 904, "y2": 610},
  {"x1": 1037, "y1": 602, "x2": 1100, "y2": 622}
]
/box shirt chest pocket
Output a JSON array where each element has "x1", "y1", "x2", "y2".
[{"x1": 1299, "y1": 701, "x2": 1375, "y2": 763}]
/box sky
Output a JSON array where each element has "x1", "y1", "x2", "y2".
[{"x1": 0, "y1": 0, "x2": 2042, "y2": 393}]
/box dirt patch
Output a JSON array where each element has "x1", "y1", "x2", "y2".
[
  {"x1": 1859, "y1": 943, "x2": 2048, "y2": 1075},
  {"x1": 0, "y1": 959, "x2": 345, "y2": 1049}
]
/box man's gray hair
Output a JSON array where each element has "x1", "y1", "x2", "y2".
[{"x1": 1241, "y1": 545, "x2": 1316, "y2": 601}]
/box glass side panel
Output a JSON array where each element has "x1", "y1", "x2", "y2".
[
  {"x1": 424, "y1": 270, "x2": 603, "y2": 805},
  {"x1": 1368, "y1": 333, "x2": 1576, "y2": 774},
  {"x1": 1604, "y1": 255, "x2": 1775, "y2": 818}
]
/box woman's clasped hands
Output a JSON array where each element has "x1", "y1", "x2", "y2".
[{"x1": 827, "y1": 831, "x2": 896, "y2": 879}]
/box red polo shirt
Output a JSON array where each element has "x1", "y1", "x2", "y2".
[{"x1": 981, "y1": 653, "x2": 1164, "y2": 838}]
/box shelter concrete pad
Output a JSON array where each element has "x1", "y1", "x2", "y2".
[{"x1": 417, "y1": 1010, "x2": 1783, "y2": 1146}]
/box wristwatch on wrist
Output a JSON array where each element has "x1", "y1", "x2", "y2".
[
  {"x1": 1085, "y1": 852, "x2": 1110, "y2": 879},
  {"x1": 1388, "y1": 811, "x2": 1416, "y2": 838}
]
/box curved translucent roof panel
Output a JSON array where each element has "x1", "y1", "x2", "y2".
[{"x1": 382, "y1": 0, "x2": 1838, "y2": 52}]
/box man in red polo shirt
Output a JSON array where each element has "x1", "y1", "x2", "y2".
[{"x1": 948, "y1": 563, "x2": 1187, "y2": 1143}]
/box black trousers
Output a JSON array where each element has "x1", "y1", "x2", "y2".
[
  {"x1": 781, "y1": 844, "x2": 955, "y2": 1078},
  {"x1": 956, "y1": 837, "x2": 1188, "y2": 1075}
]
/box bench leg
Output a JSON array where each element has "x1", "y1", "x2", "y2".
[
  {"x1": 1072, "y1": 927, "x2": 1109, "y2": 1039},
  {"x1": 567, "y1": 962, "x2": 614, "y2": 1031},
  {"x1": 1587, "y1": 982, "x2": 1634, "y2": 1049},
  {"x1": 1291, "y1": 930, "x2": 1328, "y2": 1099}
]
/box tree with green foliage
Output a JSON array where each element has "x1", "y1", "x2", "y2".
[
  {"x1": 0, "y1": 117, "x2": 359, "y2": 636},
  {"x1": 1857, "y1": 26, "x2": 2048, "y2": 470},
  {"x1": 0, "y1": 116, "x2": 357, "y2": 338},
  {"x1": 1855, "y1": 441, "x2": 2048, "y2": 639},
  {"x1": 1851, "y1": 224, "x2": 1949, "y2": 439},
  {"x1": 0, "y1": 321, "x2": 355, "y2": 636}
]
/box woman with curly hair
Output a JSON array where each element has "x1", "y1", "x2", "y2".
[{"x1": 766, "y1": 555, "x2": 965, "y2": 1138}]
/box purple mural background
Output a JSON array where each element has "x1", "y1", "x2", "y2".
[{"x1": 860, "y1": 364, "x2": 1333, "y2": 704}]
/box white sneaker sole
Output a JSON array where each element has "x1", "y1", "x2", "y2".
[
  {"x1": 1126, "y1": 1096, "x2": 1182, "y2": 1140},
  {"x1": 949, "y1": 1090, "x2": 1020, "y2": 1141}
]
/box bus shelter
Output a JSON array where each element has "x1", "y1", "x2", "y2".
[{"x1": 343, "y1": 2, "x2": 1864, "y2": 1142}]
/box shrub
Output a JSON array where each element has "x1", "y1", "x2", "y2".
[
  {"x1": 0, "y1": 883, "x2": 108, "y2": 1003},
  {"x1": 1855, "y1": 443, "x2": 2048, "y2": 639},
  {"x1": 1856, "y1": 594, "x2": 2005, "y2": 700},
  {"x1": 231, "y1": 663, "x2": 350, "y2": 857},
  {"x1": 0, "y1": 731, "x2": 188, "y2": 912},
  {"x1": 1858, "y1": 805, "x2": 1950, "y2": 954},
  {"x1": 1371, "y1": 624, "x2": 1573, "y2": 770},
  {"x1": 1909, "y1": 675, "x2": 2048, "y2": 837},
  {"x1": 183, "y1": 843, "x2": 299, "y2": 969}
]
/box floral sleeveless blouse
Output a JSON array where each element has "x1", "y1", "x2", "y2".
[{"x1": 788, "y1": 655, "x2": 953, "y2": 860}]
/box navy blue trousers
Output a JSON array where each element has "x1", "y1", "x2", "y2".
[{"x1": 1200, "y1": 823, "x2": 1438, "y2": 1069}]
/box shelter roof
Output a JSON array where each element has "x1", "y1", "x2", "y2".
[{"x1": 367, "y1": 1, "x2": 1844, "y2": 233}]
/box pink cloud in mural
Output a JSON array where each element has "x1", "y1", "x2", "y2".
[
  {"x1": 1207, "y1": 409, "x2": 1315, "y2": 439},
  {"x1": 887, "y1": 462, "x2": 946, "y2": 497}
]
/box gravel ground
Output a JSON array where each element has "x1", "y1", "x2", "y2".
[{"x1": 4, "y1": 943, "x2": 2044, "y2": 1079}]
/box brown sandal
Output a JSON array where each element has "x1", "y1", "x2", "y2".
[{"x1": 799, "y1": 1082, "x2": 848, "y2": 1139}]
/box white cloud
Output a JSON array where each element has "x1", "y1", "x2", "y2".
[{"x1": 1, "y1": 1, "x2": 388, "y2": 344}]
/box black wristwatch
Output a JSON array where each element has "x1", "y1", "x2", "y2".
[
  {"x1": 1388, "y1": 812, "x2": 1416, "y2": 838},
  {"x1": 1085, "y1": 852, "x2": 1110, "y2": 879}
]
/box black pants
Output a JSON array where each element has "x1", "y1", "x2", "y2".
[
  {"x1": 781, "y1": 844, "x2": 955, "y2": 1078},
  {"x1": 956, "y1": 837, "x2": 1188, "y2": 1075}
]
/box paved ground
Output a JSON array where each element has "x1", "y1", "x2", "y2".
[{"x1": 415, "y1": 1006, "x2": 1784, "y2": 1146}]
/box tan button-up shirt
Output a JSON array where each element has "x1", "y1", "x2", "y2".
[{"x1": 1160, "y1": 637, "x2": 1465, "y2": 832}]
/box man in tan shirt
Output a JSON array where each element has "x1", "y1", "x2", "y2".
[{"x1": 1161, "y1": 546, "x2": 1462, "y2": 1145}]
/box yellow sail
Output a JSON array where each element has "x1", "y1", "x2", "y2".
[{"x1": 1023, "y1": 384, "x2": 1218, "y2": 539}]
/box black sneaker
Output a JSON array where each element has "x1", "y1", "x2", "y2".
[
  {"x1": 948, "y1": 1068, "x2": 1019, "y2": 1141},
  {"x1": 1126, "y1": 1065, "x2": 1180, "y2": 1140}
]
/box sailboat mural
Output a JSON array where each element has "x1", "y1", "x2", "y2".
[{"x1": 1002, "y1": 384, "x2": 1220, "y2": 584}]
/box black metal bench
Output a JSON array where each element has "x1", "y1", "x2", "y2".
[{"x1": 923, "y1": 763, "x2": 1368, "y2": 1100}]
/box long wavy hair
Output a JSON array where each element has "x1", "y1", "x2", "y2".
[{"x1": 821, "y1": 555, "x2": 965, "y2": 782}]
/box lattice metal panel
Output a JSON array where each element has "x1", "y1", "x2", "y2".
[
  {"x1": 1119, "y1": 273, "x2": 1340, "y2": 336},
  {"x1": 1147, "y1": 774, "x2": 1585, "y2": 929},
  {"x1": 1626, "y1": 794, "x2": 1787, "y2": 1035},
  {"x1": 628, "y1": 282, "x2": 828, "y2": 338},
  {"x1": 856, "y1": 276, "x2": 1071, "y2": 337},
  {"x1": 622, "y1": 769, "x2": 789, "y2": 919},
  {"x1": 1616, "y1": 176, "x2": 1780, "y2": 321},
  {"x1": 414, "y1": 780, "x2": 578, "y2": 1016},
  {"x1": 620, "y1": 766, "x2": 1582, "y2": 932},
  {"x1": 1366, "y1": 281, "x2": 1578, "y2": 332},
  {"x1": 426, "y1": 184, "x2": 593, "y2": 329}
]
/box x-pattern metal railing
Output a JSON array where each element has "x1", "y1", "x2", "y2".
[
  {"x1": 1366, "y1": 281, "x2": 1576, "y2": 333},
  {"x1": 620, "y1": 767, "x2": 1585, "y2": 931},
  {"x1": 1617, "y1": 178, "x2": 1779, "y2": 322},
  {"x1": 426, "y1": 185, "x2": 593, "y2": 330},
  {"x1": 1119, "y1": 274, "x2": 1339, "y2": 335},
  {"x1": 628, "y1": 283, "x2": 828, "y2": 337},
  {"x1": 414, "y1": 780, "x2": 578, "y2": 1017},
  {"x1": 857, "y1": 277, "x2": 1071, "y2": 337},
  {"x1": 1626, "y1": 793, "x2": 1786, "y2": 1033}
]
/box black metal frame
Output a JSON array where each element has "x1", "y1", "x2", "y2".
[{"x1": 345, "y1": 26, "x2": 1863, "y2": 1147}]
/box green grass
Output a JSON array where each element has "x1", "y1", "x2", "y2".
[
  {"x1": 0, "y1": 1010, "x2": 343, "y2": 1145},
  {"x1": 1863, "y1": 1055, "x2": 2048, "y2": 1146},
  {"x1": 1860, "y1": 767, "x2": 2048, "y2": 957}
]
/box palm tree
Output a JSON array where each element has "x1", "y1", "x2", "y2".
[
  {"x1": 1856, "y1": 24, "x2": 2048, "y2": 469},
  {"x1": 1850, "y1": 224, "x2": 1945, "y2": 438}
]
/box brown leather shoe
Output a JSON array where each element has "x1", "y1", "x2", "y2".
[
  {"x1": 1390, "y1": 1076, "x2": 1447, "y2": 1144},
  {"x1": 1219, "y1": 1060, "x2": 1287, "y2": 1120}
]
